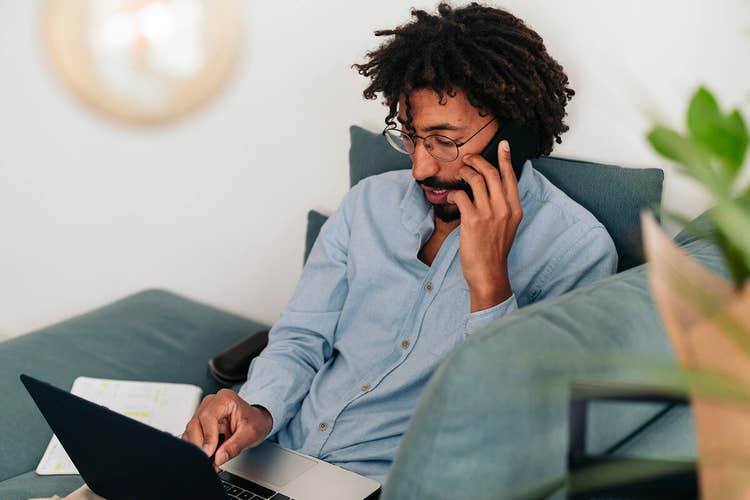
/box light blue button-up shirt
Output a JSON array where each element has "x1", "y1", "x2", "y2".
[{"x1": 238, "y1": 160, "x2": 618, "y2": 485}]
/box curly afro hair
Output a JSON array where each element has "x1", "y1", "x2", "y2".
[{"x1": 352, "y1": 2, "x2": 575, "y2": 158}]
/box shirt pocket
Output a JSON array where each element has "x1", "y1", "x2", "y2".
[{"x1": 423, "y1": 284, "x2": 470, "y2": 359}]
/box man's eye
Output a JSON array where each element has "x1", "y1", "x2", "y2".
[{"x1": 433, "y1": 136, "x2": 454, "y2": 146}]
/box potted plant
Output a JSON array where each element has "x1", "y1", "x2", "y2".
[{"x1": 643, "y1": 86, "x2": 749, "y2": 499}]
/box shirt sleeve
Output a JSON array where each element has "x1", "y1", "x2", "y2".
[
  {"x1": 238, "y1": 186, "x2": 359, "y2": 437},
  {"x1": 463, "y1": 224, "x2": 617, "y2": 337},
  {"x1": 463, "y1": 293, "x2": 518, "y2": 336}
]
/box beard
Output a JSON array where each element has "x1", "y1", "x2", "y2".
[
  {"x1": 433, "y1": 203, "x2": 461, "y2": 223},
  {"x1": 417, "y1": 176, "x2": 474, "y2": 223}
]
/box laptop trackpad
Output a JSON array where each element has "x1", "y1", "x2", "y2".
[{"x1": 222, "y1": 441, "x2": 317, "y2": 487}]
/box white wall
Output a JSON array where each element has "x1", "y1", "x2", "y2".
[{"x1": 1, "y1": 0, "x2": 749, "y2": 337}]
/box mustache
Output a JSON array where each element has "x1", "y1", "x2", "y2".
[{"x1": 417, "y1": 177, "x2": 475, "y2": 202}]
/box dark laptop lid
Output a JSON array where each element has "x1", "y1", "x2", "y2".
[{"x1": 20, "y1": 374, "x2": 228, "y2": 500}]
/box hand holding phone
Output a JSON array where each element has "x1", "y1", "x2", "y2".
[{"x1": 448, "y1": 121, "x2": 536, "y2": 313}]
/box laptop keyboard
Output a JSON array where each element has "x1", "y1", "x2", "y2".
[{"x1": 219, "y1": 470, "x2": 294, "y2": 500}]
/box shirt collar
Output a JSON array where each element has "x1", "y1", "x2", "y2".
[{"x1": 399, "y1": 159, "x2": 535, "y2": 234}]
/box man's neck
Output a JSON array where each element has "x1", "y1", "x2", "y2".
[
  {"x1": 434, "y1": 217, "x2": 460, "y2": 237},
  {"x1": 418, "y1": 217, "x2": 460, "y2": 266}
]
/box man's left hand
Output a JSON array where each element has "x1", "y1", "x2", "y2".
[{"x1": 447, "y1": 140, "x2": 523, "y2": 312}]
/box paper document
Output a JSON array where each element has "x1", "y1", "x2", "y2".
[{"x1": 36, "y1": 377, "x2": 203, "y2": 475}]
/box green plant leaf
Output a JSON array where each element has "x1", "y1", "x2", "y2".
[
  {"x1": 647, "y1": 126, "x2": 723, "y2": 192},
  {"x1": 725, "y1": 109, "x2": 749, "y2": 169},
  {"x1": 688, "y1": 87, "x2": 724, "y2": 146},
  {"x1": 714, "y1": 229, "x2": 750, "y2": 286},
  {"x1": 684, "y1": 369, "x2": 750, "y2": 404},
  {"x1": 710, "y1": 199, "x2": 750, "y2": 276},
  {"x1": 687, "y1": 87, "x2": 748, "y2": 176},
  {"x1": 738, "y1": 186, "x2": 750, "y2": 210},
  {"x1": 565, "y1": 459, "x2": 695, "y2": 498}
]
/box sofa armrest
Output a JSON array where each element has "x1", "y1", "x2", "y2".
[{"x1": 208, "y1": 329, "x2": 269, "y2": 386}]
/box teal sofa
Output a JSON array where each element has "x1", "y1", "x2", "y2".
[{"x1": 1, "y1": 126, "x2": 713, "y2": 499}]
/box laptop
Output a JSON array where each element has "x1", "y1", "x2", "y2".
[{"x1": 20, "y1": 374, "x2": 381, "y2": 500}]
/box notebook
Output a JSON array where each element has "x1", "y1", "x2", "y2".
[{"x1": 36, "y1": 377, "x2": 202, "y2": 475}]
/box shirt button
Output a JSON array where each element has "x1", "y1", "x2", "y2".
[
  {"x1": 319, "y1": 422, "x2": 328, "y2": 431},
  {"x1": 425, "y1": 282, "x2": 433, "y2": 292},
  {"x1": 401, "y1": 340, "x2": 410, "y2": 349},
  {"x1": 361, "y1": 384, "x2": 371, "y2": 391}
]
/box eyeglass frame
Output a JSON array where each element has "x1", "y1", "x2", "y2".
[{"x1": 382, "y1": 117, "x2": 497, "y2": 162}]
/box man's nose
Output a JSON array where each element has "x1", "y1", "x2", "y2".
[{"x1": 411, "y1": 141, "x2": 440, "y2": 181}]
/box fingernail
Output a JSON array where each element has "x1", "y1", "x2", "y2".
[
  {"x1": 501, "y1": 141, "x2": 510, "y2": 152},
  {"x1": 217, "y1": 451, "x2": 228, "y2": 465},
  {"x1": 203, "y1": 444, "x2": 212, "y2": 456}
]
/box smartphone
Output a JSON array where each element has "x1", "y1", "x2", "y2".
[
  {"x1": 458, "y1": 121, "x2": 539, "y2": 201},
  {"x1": 479, "y1": 121, "x2": 539, "y2": 179}
]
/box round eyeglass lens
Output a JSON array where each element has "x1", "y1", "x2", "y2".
[
  {"x1": 384, "y1": 130, "x2": 414, "y2": 154},
  {"x1": 424, "y1": 136, "x2": 459, "y2": 161}
]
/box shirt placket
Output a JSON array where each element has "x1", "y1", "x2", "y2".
[{"x1": 312, "y1": 228, "x2": 461, "y2": 456}]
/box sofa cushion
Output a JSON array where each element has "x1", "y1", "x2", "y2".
[
  {"x1": 673, "y1": 209, "x2": 713, "y2": 247},
  {"x1": 304, "y1": 210, "x2": 328, "y2": 264},
  {"x1": 381, "y1": 234, "x2": 728, "y2": 499},
  {"x1": 532, "y1": 156, "x2": 663, "y2": 272},
  {"x1": 348, "y1": 125, "x2": 664, "y2": 272},
  {"x1": 349, "y1": 124, "x2": 412, "y2": 188},
  {"x1": 0, "y1": 289, "x2": 268, "y2": 499}
]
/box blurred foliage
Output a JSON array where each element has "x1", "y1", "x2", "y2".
[
  {"x1": 539, "y1": 89, "x2": 750, "y2": 499},
  {"x1": 648, "y1": 86, "x2": 750, "y2": 286}
]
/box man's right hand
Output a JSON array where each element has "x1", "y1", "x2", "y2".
[{"x1": 181, "y1": 389, "x2": 273, "y2": 469}]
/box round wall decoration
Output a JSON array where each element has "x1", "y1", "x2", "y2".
[{"x1": 42, "y1": 0, "x2": 243, "y2": 124}]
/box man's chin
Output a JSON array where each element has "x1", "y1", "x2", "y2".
[{"x1": 434, "y1": 203, "x2": 461, "y2": 223}]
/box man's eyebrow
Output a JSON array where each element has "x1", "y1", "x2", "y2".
[{"x1": 396, "y1": 116, "x2": 464, "y2": 132}]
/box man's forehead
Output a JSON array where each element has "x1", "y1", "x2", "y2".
[
  {"x1": 396, "y1": 113, "x2": 464, "y2": 132},
  {"x1": 397, "y1": 89, "x2": 479, "y2": 130},
  {"x1": 396, "y1": 110, "x2": 467, "y2": 131}
]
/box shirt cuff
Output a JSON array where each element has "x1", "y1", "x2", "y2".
[
  {"x1": 464, "y1": 293, "x2": 518, "y2": 336},
  {"x1": 237, "y1": 385, "x2": 287, "y2": 438}
]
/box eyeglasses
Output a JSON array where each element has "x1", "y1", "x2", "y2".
[{"x1": 382, "y1": 118, "x2": 496, "y2": 162}]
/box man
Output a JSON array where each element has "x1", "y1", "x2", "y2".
[{"x1": 182, "y1": 2, "x2": 617, "y2": 486}]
